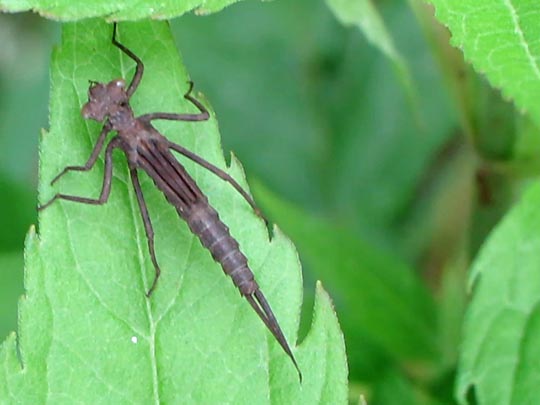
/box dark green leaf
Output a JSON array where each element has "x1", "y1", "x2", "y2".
[
  {"x1": 253, "y1": 181, "x2": 438, "y2": 364},
  {"x1": 171, "y1": 1, "x2": 458, "y2": 254},
  {"x1": 0, "y1": 251, "x2": 24, "y2": 340}
]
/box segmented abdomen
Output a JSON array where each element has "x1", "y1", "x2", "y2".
[{"x1": 181, "y1": 201, "x2": 258, "y2": 296}]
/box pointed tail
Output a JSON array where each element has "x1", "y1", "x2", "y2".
[{"x1": 245, "y1": 289, "x2": 302, "y2": 382}]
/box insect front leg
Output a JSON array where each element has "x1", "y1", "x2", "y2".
[
  {"x1": 182, "y1": 80, "x2": 210, "y2": 120},
  {"x1": 111, "y1": 23, "x2": 144, "y2": 98},
  {"x1": 49, "y1": 123, "x2": 112, "y2": 185},
  {"x1": 39, "y1": 137, "x2": 120, "y2": 211},
  {"x1": 129, "y1": 168, "x2": 162, "y2": 297},
  {"x1": 139, "y1": 82, "x2": 210, "y2": 122}
]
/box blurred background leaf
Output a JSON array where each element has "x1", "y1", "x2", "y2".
[
  {"x1": 253, "y1": 181, "x2": 437, "y2": 371},
  {"x1": 0, "y1": 13, "x2": 56, "y2": 341}
]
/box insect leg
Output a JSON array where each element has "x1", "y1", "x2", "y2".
[
  {"x1": 50, "y1": 123, "x2": 112, "y2": 185},
  {"x1": 139, "y1": 82, "x2": 210, "y2": 122},
  {"x1": 129, "y1": 168, "x2": 162, "y2": 297},
  {"x1": 245, "y1": 290, "x2": 302, "y2": 381},
  {"x1": 111, "y1": 23, "x2": 144, "y2": 98},
  {"x1": 38, "y1": 137, "x2": 120, "y2": 211},
  {"x1": 183, "y1": 80, "x2": 209, "y2": 120},
  {"x1": 167, "y1": 142, "x2": 266, "y2": 221}
]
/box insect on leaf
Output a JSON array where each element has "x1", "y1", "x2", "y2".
[{"x1": 0, "y1": 20, "x2": 347, "y2": 403}]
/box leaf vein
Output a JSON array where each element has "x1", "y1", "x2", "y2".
[
  {"x1": 55, "y1": 339, "x2": 132, "y2": 401},
  {"x1": 503, "y1": 0, "x2": 540, "y2": 81},
  {"x1": 61, "y1": 206, "x2": 147, "y2": 339},
  {"x1": 125, "y1": 169, "x2": 160, "y2": 405},
  {"x1": 155, "y1": 233, "x2": 195, "y2": 326}
]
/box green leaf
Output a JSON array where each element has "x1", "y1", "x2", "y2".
[
  {"x1": 252, "y1": 181, "x2": 438, "y2": 364},
  {"x1": 456, "y1": 183, "x2": 540, "y2": 404},
  {"x1": 370, "y1": 369, "x2": 425, "y2": 405},
  {"x1": 0, "y1": 0, "x2": 244, "y2": 20},
  {"x1": 325, "y1": 0, "x2": 401, "y2": 64},
  {"x1": 324, "y1": 0, "x2": 421, "y2": 128},
  {"x1": 427, "y1": 0, "x2": 540, "y2": 127},
  {"x1": 0, "y1": 20, "x2": 347, "y2": 403}
]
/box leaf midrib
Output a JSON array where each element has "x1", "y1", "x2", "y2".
[
  {"x1": 502, "y1": 0, "x2": 540, "y2": 81},
  {"x1": 112, "y1": 32, "x2": 162, "y2": 401}
]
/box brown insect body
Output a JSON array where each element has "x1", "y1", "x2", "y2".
[
  {"x1": 40, "y1": 24, "x2": 301, "y2": 380},
  {"x1": 132, "y1": 127, "x2": 259, "y2": 294}
]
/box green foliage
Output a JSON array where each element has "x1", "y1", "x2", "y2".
[
  {"x1": 0, "y1": 21, "x2": 347, "y2": 402},
  {"x1": 324, "y1": 0, "x2": 419, "y2": 125},
  {"x1": 253, "y1": 182, "x2": 437, "y2": 363},
  {"x1": 456, "y1": 184, "x2": 540, "y2": 404},
  {"x1": 428, "y1": 0, "x2": 540, "y2": 127},
  {"x1": 171, "y1": 0, "x2": 458, "y2": 250},
  {"x1": 0, "y1": 0, "x2": 241, "y2": 20},
  {"x1": 3, "y1": 0, "x2": 540, "y2": 403},
  {"x1": 426, "y1": 1, "x2": 540, "y2": 403},
  {"x1": 325, "y1": 0, "x2": 403, "y2": 66}
]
